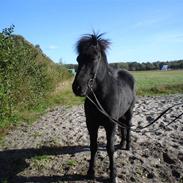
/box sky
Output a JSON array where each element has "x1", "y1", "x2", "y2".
[{"x1": 0, "y1": 0, "x2": 183, "y2": 64}]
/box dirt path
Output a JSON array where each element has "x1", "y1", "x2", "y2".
[{"x1": 0, "y1": 95, "x2": 183, "y2": 183}]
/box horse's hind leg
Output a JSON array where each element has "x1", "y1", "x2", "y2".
[
  {"x1": 86, "y1": 123, "x2": 99, "y2": 179},
  {"x1": 119, "y1": 125, "x2": 127, "y2": 149},
  {"x1": 119, "y1": 109, "x2": 132, "y2": 150},
  {"x1": 125, "y1": 108, "x2": 133, "y2": 150}
]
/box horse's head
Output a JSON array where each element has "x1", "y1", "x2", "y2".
[{"x1": 72, "y1": 33, "x2": 110, "y2": 97}]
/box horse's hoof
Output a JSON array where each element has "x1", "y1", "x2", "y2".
[
  {"x1": 110, "y1": 177, "x2": 118, "y2": 183},
  {"x1": 126, "y1": 145, "x2": 130, "y2": 150},
  {"x1": 119, "y1": 142, "x2": 126, "y2": 150}
]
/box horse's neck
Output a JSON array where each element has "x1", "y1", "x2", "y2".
[
  {"x1": 95, "y1": 53, "x2": 113, "y2": 95},
  {"x1": 96, "y1": 64, "x2": 112, "y2": 95}
]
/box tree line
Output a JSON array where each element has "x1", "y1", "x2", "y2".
[
  {"x1": 110, "y1": 60, "x2": 183, "y2": 71},
  {"x1": 65, "y1": 60, "x2": 183, "y2": 72}
]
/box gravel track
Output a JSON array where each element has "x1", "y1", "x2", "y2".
[{"x1": 0, "y1": 95, "x2": 183, "y2": 183}]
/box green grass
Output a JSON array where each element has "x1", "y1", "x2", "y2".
[
  {"x1": 32, "y1": 155, "x2": 50, "y2": 161},
  {"x1": 66, "y1": 159, "x2": 77, "y2": 167},
  {"x1": 31, "y1": 155, "x2": 51, "y2": 169},
  {"x1": 132, "y1": 70, "x2": 183, "y2": 95},
  {"x1": 48, "y1": 89, "x2": 84, "y2": 107}
]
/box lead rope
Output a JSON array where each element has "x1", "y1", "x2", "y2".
[
  {"x1": 134, "y1": 102, "x2": 183, "y2": 133},
  {"x1": 143, "y1": 111, "x2": 183, "y2": 133}
]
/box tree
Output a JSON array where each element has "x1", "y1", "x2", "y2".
[{"x1": 35, "y1": 44, "x2": 42, "y2": 53}]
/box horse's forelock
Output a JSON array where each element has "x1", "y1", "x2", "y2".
[{"x1": 76, "y1": 33, "x2": 111, "y2": 54}]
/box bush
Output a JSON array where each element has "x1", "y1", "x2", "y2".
[{"x1": 0, "y1": 25, "x2": 71, "y2": 126}]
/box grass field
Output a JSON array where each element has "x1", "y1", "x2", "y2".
[{"x1": 133, "y1": 70, "x2": 183, "y2": 95}]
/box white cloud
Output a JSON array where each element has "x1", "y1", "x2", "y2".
[
  {"x1": 166, "y1": 33, "x2": 183, "y2": 43},
  {"x1": 133, "y1": 16, "x2": 167, "y2": 29},
  {"x1": 152, "y1": 32, "x2": 183, "y2": 44},
  {"x1": 48, "y1": 45, "x2": 58, "y2": 50},
  {"x1": 134, "y1": 19, "x2": 160, "y2": 28}
]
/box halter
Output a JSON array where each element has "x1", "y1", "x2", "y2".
[{"x1": 87, "y1": 53, "x2": 101, "y2": 90}]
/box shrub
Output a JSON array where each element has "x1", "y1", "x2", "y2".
[{"x1": 0, "y1": 25, "x2": 71, "y2": 126}]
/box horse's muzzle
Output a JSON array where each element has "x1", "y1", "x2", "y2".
[{"x1": 72, "y1": 82, "x2": 87, "y2": 97}]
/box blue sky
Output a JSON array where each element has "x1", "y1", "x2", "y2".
[{"x1": 1, "y1": 0, "x2": 183, "y2": 63}]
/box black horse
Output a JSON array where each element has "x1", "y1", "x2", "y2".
[{"x1": 72, "y1": 33, "x2": 136, "y2": 183}]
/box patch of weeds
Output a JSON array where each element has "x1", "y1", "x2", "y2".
[
  {"x1": 31, "y1": 155, "x2": 51, "y2": 169},
  {"x1": 66, "y1": 159, "x2": 77, "y2": 167},
  {"x1": 32, "y1": 155, "x2": 50, "y2": 161},
  {"x1": 135, "y1": 166, "x2": 143, "y2": 178}
]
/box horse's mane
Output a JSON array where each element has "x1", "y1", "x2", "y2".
[{"x1": 76, "y1": 33, "x2": 111, "y2": 54}]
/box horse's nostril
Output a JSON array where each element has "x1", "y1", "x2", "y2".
[
  {"x1": 72, "y1": 81, "x2": 86, "y2": 96},
  {"x1": 77, "y1": 85, "x2": 81, "y2": 92},
  {"x1": 73, "y1": 84, "x2": 82, "y2": 94}
]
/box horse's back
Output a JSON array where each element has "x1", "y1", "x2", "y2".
[
  {"x1": 118, "y1": 69, "x2": 135, "y2": 90},
  {"x1": 109, "y1": 66, "x2": 135, "y2": 91}
]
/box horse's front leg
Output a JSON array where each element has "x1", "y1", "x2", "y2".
[
  {"x1": 126, "y1": 126, "x2": 131, "y2": 150},
  {"x1": 106, "y1": 125, "x2": 117, "y2": 183},
  {"x1": 87, "y1": 123, "x2": 99, "y2": 179}
]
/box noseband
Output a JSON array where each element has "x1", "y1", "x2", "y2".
[{"x1": 87, "y1": 53, "x2": 101, "y2": 90}]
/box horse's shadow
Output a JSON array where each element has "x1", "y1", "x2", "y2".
[{"x1": 0, "y1": 145, "x2": 112, "y2": 183}]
